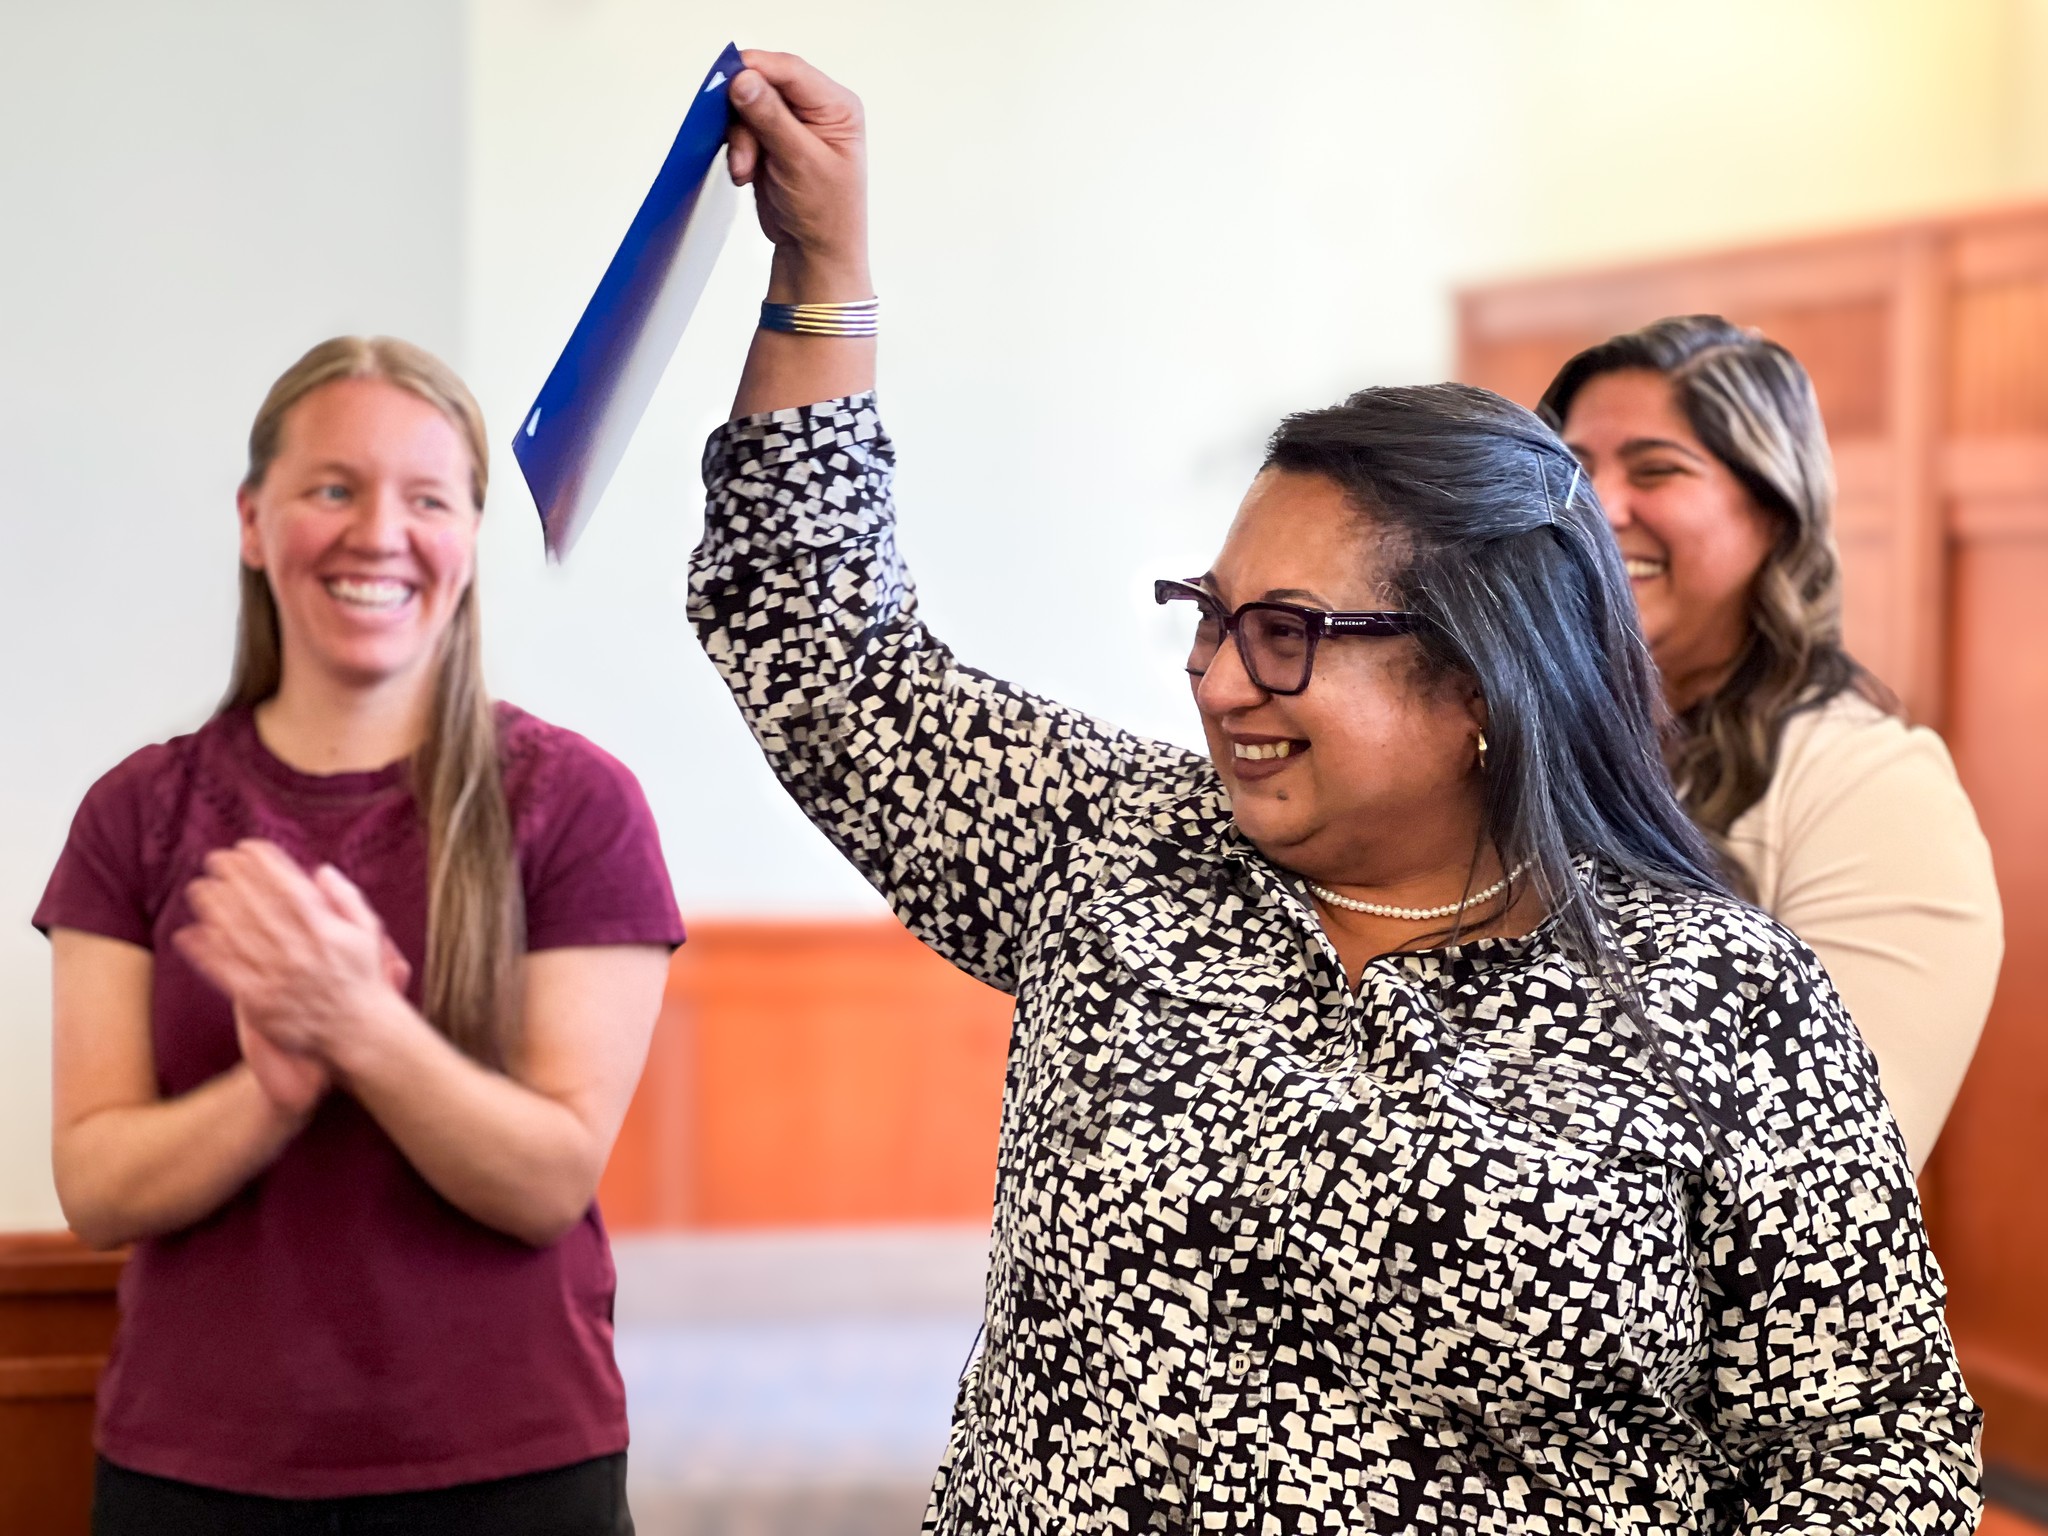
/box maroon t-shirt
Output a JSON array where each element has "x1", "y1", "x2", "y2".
[{"x1": 34, "y1": 704, "x2": 685, "y2": 1498}]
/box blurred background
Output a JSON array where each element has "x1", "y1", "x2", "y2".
[{"x1": 6, "y1": 1, "x2": 2048, "y2": 1531}]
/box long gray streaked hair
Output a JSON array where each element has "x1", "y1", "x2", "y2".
[
  {"x1": 1536, "y1": 315, "x2": 1896, "y2": 874},
  {"x1": 1264, "y1": 384, "x2": 1735, "y2": 1161}
]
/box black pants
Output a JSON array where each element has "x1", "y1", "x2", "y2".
[{"x1": 93, "y1": 1453, "x2": 634, "y2": 1536}]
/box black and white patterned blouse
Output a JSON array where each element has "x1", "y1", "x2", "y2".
[{"x1": 691, "y1": 396, "x2": 1980, "y2": 1534}]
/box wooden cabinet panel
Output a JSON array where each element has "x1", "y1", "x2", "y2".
[
  {"x1": 600, "y1": 920, "x2": 1014, "y2": 1230},
  {"x1": 1832, "y1": 524, "x2": 1898, "y2": 687},
  {"x1": 0, "y1": 1234, "x2": 123, "y2": 1536},
  {"x1": 1951, "y1": 277, "x2": 2048, "y2": 434},
  {"x1": 686, "y1": 923, "x2": 1011, "y2": 1227},
  {"x1": 1944, "y1": 528, "x2": 2048, "y2": 1475},
  {"x1": 1745, "y1": 298, "x2": 1891, "y2": 437},
  {"x1": 1452, "y1": 327, "x2": 1604, "y2": 417}
]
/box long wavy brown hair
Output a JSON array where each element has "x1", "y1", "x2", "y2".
[
  {"x1": 227, "y1": 336, "x2": 523, "y2": 1066},
  {"x1": 1537, "y1": 315, "x2": 1897, "y2": 878}
]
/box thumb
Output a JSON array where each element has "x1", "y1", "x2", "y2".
[
  {"x1": 379, "y1": 933, "x2": 413, "y2": 993},
  {"x1": 727, "y1": 69, "x2": 814, "y2": 168}
]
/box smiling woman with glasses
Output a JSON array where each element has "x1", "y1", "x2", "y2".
[
  {"x1": 1152, "y1": 579, "x2": 1424, "y2": 696},
  {"x1": 686, "y1": 50, "x2": 1982, "y2": 1535}
]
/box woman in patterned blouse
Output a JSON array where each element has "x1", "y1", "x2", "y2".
[{"x1": 702, "y1": 51, "x2": 1981, "y2": 1534}]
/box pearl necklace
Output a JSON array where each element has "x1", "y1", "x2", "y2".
[{"x1": 1308, "y1": 865, "x2": 1525, "y2": 922}]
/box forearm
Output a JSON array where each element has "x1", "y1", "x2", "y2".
[
  {"x1": 334, "y1": 993, "x2": 604, "y2": 1246},
  {"x1": 693, "y1": 388, "x2": 1211, "y2": 990},
  {"x1": 54, "y1": 1066, "x2": 304, "y2": 1247},
  {"x1": 1735, "y1": 1401, "x2": 1982, "y2": 1533},
  {"x1": 1711, "y1": 955, "x2": 1982, "y2": 1531},
  {"x1": 694, "y1": 399, "x2": 1053, "y2": 986},
  {"x1": 1711, "y1": 1211, "x2": 1982, "y2": 1529},
  {"x1": 731, "y1": 249, "x2": 876, "y2": 419}
]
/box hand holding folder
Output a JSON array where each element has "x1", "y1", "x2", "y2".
[
  {"x1": 514, "y1": 46, "x2": 877, "y2": 558},
  {"x1": 723, "y1": 52, "x2": 880, "y2": 422},
  {"x1": 725, "y1": 51, "x2": 871, "y2": 292},
  {"x1": 514, "y1": 43, "x2": 744, "y2": 560}
]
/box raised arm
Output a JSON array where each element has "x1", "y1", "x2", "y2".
[
  {"x1": 1702, "y1": 941, "x2": 1981, "y2": 1532},
  {"x1": 725, "y1": 51, "x2": 876, "y2": 417},
  {"x1": 695, "y1": 53, "x2": 1208, "y2": 990}
]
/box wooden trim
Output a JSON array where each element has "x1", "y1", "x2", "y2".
[
  {"x1": 1951, "y1": 499, "x2": 2048, "y2": 540},
  {"x1": 0, "y1": 1234, "x2": 125, "y2": 1298},
  {"x1": 1462, "y1": 237, "x2": 1907, "y2": 340},
  {"x1": 0, "y1": 1231, "x2": 120, "y2": 1535},
  {"x1": 1890, "y1": 230, "x2": 1949, "y2": 727},
  {"x1": 0, "y1": 1357, "x2": 103, "y2": 1402},
  {"x1": 1980, "y1": 1508, "x2": 2048, "y2": 1536},
  {"x1": 1832, "y1": 438, "x2": 1896, "y2": 506},
  {"x1": 1954, "y1": 220, "x2": 2048, "y2": 283},
  {"x1": 1460, "y1": 193, "x2": 2048, "y2": 327},
  {"x1": 1944, "y1": 438, "x2": 2048, "y2": 503}
]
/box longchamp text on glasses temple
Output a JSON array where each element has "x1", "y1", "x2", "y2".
[{"x1": 513, "y1": 42, "x2": 744, "y2": 561}]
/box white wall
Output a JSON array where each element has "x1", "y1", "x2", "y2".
[
  {"x1": 463, "y1": 0, "x2": 2041, "y2": 923},
  {"x1": 0, "y1": 2, "x2": 466, "y2": 1229},
  {"x1": 5, "y1": 0, "x2": 2047, "y2": 1228}
]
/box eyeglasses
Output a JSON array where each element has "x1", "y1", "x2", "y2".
[{"x1": 1153, "y1": 578, "x2": 1424, "y2": 696}]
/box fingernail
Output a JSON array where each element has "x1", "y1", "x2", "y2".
[{"x1": 731, "y1": 70, "x2": 761, "y2": 105}]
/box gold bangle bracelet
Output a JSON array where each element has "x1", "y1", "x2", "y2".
[{"x1": 759, "y1": 297, "x2": 879, "y2": 337}]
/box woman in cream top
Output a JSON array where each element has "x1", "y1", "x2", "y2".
[
  {"x1": 1544, "y1": 315, "x2": 2001, "y2": 1171},
  {"x1": 1725, "y1": 691, "x2": 2000, "y2": 1166}
]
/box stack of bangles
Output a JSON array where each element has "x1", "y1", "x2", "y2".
[{"x1": 758, "y1": 297, "x2": 879, "y2": 336}]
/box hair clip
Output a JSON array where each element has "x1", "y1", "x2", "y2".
[{"x1": 1533, "y1": 453, "x2": 1581, "y2": 528}]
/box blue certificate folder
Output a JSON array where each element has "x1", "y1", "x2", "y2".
[{"x1": 515, "y1": 42, "x2": 744, "y2": 559}]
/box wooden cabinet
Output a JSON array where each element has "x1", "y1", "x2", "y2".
[
  {"x1": 1459, "y1": 204, "x2": 2048, "y2": 1474},
  {"x1": 0, "y1": 1233, "x2": 123, "y2": 1535},
  {"x1": 599, "y1": 919, "x2": 1013, "y2": 1229}
]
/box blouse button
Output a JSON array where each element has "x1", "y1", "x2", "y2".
[{"x1": 1226, "y1": 1351, "x2": 1251, "y2": 1382}]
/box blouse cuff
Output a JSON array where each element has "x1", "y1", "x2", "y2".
[
  {"x1": 698, "y1": 392, "x2": 892, "y2": 555},
  {"x1": 701, "y1": 392, "x2": 882, "y2": 477}
]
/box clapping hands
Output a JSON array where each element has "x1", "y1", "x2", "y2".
[{"x1": 175, "y1": 841, "x2": 411, "y2": 1118}]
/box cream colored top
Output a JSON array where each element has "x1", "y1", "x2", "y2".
[{"x1": 1725, "y1": 692, "x2": 2002, "y2": 1172}]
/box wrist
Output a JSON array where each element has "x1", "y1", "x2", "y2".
[
  {"x1": 767, "y1": 246, "x2": 873, "y2": 306},
  {"x1": 325, "y1": 985, "x2": 424, "y2": 1087},
  {"x1": 234, "y1": 1063, "x2": 316, "y2": 1139}
]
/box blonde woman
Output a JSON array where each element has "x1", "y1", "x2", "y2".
[
  {"x1": 36, "y1": 337, "x2": 681, "y2": 1533},
  {"x1": 1542, "y1": 316, "x2": 2001, "y2": 1172}
]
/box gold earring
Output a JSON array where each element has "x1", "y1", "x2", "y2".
[{"x1": 1476, "y1": 731, "x2": 1489, "y2": 771}]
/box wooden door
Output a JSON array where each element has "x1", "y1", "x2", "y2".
[{"x1": 1459, "y1": 205, "x2": 2048, "y2": 1475}]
